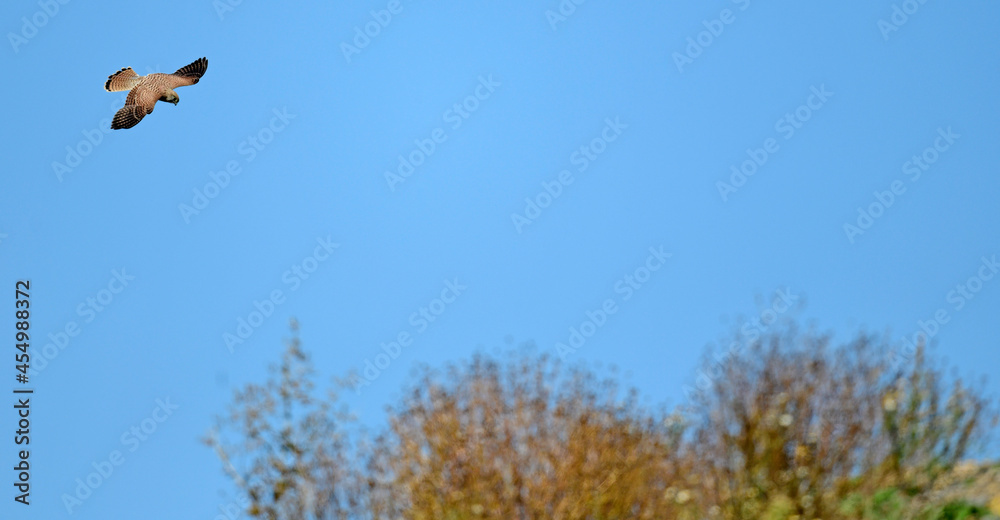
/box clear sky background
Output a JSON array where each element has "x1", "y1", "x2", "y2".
[{"x1": 1, "y1": 1, "x2": 999, "y2": 518}]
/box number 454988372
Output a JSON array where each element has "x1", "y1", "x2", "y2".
[{"x1": 15, "y1": 280, "x2": 30, "y2": 383}]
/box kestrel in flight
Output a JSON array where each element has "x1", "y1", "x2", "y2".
[{"x1": 105, "y1": 57, "x2": 208, "y2": 130}]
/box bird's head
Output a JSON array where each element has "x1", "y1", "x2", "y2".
[{"x1": 161, "y1": 90, "x2": 180, "y2": 105}]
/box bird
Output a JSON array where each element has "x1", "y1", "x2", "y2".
[{"x1": 104, "y1": 57, "x2": 208, "y2": 130}]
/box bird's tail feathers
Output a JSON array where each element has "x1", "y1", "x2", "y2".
[{"x1": 105, "y1": 67, "x2": 141, "y2": 92}]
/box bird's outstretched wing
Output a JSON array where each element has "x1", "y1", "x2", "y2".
[
  {"x1": 111, "y1": 86, "x2": 159, "y2": 129},
  {"x1": 163, "y1": 57, "x2": 208, "y2": 88}
]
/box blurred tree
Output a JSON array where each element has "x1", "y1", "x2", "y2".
[
  {"x1": 204, "y1": 320, "x2": 364, "y2": 520},
  {"x1": 363, "y1": 349, "x2": 695, "y2": 519},
  {"x1": 686, "y1": 324, "x2": 997, "y2": 520},
  {"x1": 206, "y1": 321, "x2": 998, "y2": 520}
]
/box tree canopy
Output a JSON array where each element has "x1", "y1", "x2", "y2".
[{"x1": 205, "y1": 320, "x2": 999, "y2": 519}]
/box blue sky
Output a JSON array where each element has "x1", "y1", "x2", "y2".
[{"x1": 2, "y1": 1, "x2": 999, "y2": 518}]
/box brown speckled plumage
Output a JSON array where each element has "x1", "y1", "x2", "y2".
[{"x1": 105, "y1": 57, "x2": 208, "y2": 130}]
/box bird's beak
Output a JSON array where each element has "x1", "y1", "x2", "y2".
[{"x1": 171, "y1": 100, "x2": 179, "y2": 105}]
